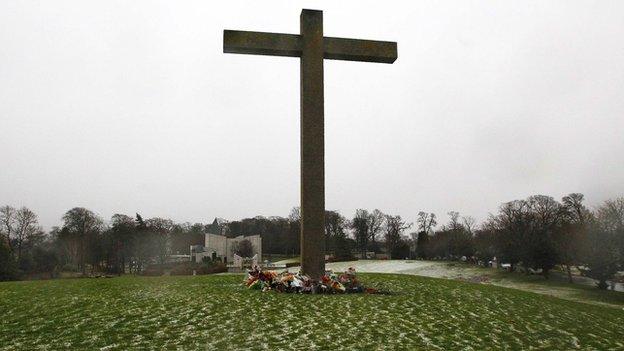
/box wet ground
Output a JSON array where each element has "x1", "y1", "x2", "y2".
[
  {"x1": 288, "y1": 260, "x2": 624, "y2": 308},
  {"x1": 4, "y1": 274, "x2": 623, "y2": 350}
]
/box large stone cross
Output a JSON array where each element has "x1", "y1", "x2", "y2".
[{"x1": 223, "y1": 9, "x2": 397, "y2": 279}]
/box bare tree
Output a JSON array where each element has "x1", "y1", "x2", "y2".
[
  {"x1": 417, "y1": 212, "x2": 437, "y2": 234},
  {"x1": 490, "y1": 196, "x2": 563, "y2": 277},
  {"x1": 351, "y1": 209, "x2": 370, "y2": 257},
  {"x1": 325, "y1": 211, "x2": 347, "y2": 239},
  {"x1": 562, "y1": 193, "x2": 592, "y2": 224},
  {"x1": 368, "y1": 209, "x2": 385, "y2": 251},
  {"x1": 527, "y1": 195, "x2": 564, "y2": 229},
  {"x1": 556, "y1": 193, "x2": 590, "y2": 282},
  {"x1": 490, "y1": 200, "x2": 530, "y2": 271},
  {"x1": 384, "y1": 215, "x2": 412, "y2": 258},
  {"x1": 288, "y1": 207, "x2": 301, "y2": 222},
  {"x1": 286, "y1": 207, "x2": 301, "y2": 256},
  {"x1": 351, "y1": 209, "x2": 386, "y2": 257},
  {"x1": 447, "y1": 211, "x2": 462, "y2": 231},
  {"x1": 324, "y1": 210, "x2": 351, "y2": 259},
  {"x1": 595, "y1": 197, "x2": 624, "y2": 232},
  {"x1": 582, "y1": 198, "x2": 623, "y2": 289},
  {"x1": 0, "y1": 205, "x2": 16, "y2": 249},
  {"x1": 145, "y1": 217, "x2": 174, "y2": 265},
  {"x1": 109, "y1": 214, "x2": 136, "y2": 274},
  {"x1": 58, "y1": 207, "x2": 104, "y2": 274},
  {"x1": 14, "y1": 207, "x2": 43, "y2": 262},
  {"x1": 462, "y1": 216, "x2": 477, "y2": 235}
]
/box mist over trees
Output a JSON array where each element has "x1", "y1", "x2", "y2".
[
  {"x1": 414, "y1": 194, "x2": 624, "y2": 289},
  {"x1": 1, "y1": 193, "x2": 623, "y2": 289}
]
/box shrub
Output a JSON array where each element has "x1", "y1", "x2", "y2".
[
  {"x1": 170, "y1": 262, "x2": 193, "y2": 276},
  {"x1": 142, "y1": 265, "x2": 164, "y2": 276},
  {"x1": 196, "y1": 262, "x2": 227, "y2": 274},
  {"x1": 170, "y1": 261, "x2": 227, "y2": 276}
]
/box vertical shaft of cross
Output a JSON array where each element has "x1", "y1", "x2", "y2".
[
  {"x1": 223, "y1": 9, "x2": 397, "y2": 279},
  {"x1": 299, "y1": 9, "x2": 325, "y2": 279}
]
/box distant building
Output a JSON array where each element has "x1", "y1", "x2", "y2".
[
  {"x1": 190, "y1": 245, "x2": 209, "y2": 262},
  {"x1": 190, "y1": 232, "x2": 262, "y2": 264}
]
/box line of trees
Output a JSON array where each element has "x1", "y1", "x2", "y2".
[
  {"x1": 0, "y1": 204, "x2": 414, "y2": 279},
  {"x1": 0, "y1": 207, "x2": 212, "y2": 280},
  {"x1": 415, "y1": 194, "x2": 624, "y2": 289},
  {"x1": 1, "y1": 193, "x2": 622, "y2": 289},
  {"x1": 1, "y1": 206, "x2": 46, "y2": 280},
  {"x1": 228, "y1": 208, "x2": 415, "y2": 261}
]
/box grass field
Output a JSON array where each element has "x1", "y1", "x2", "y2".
[
  {"x1": 1, "y1": 274, "x2": 623, "y2": 350},
  {"x1": 316, "y1": 260, "x2": 624, "y2": 308}
]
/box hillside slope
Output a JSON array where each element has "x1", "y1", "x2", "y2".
[{"x1": 1, "y1": 274, "x2": 623, "y2": 350}]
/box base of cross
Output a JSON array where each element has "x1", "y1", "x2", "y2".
[{"x1": 244, "y1": 266, "x2": 390, "y2": 294}]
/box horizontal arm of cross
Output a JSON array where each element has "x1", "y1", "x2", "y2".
[{"x1": 223, "y1": 30, "x2": 397, "y2": 63}]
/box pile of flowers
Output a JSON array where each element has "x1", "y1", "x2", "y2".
[{"x1": 244, "y1": 266, "x2": 380, "y2": 294}]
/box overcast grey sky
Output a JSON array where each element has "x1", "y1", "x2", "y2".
[{"x1": 1, "y1": 0, "x2": 623, "y2": 229}]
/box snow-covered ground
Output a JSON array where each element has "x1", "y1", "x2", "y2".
[
  {"x1": 287, "y1": 260, "x2": 624, "y2": 307},
  {"x1": 322, "y1": 260, "x2": 472, "y2": 278},
  {"x1": 284, "y1": 260, "x2": 462, "y2": 279}
]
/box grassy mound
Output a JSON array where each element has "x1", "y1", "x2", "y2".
[{"x1": 1, "y1": 274, "x2": 623, "y2": 350}]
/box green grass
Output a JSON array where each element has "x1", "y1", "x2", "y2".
[
  {"x1": 486, "y1": 269, "x2": 624, "y2": 307},
  {"x1": 434, "y1": 262, "x2": 624, "y2": 308},
  {"x1": 1, "y1": 274, "x2": 623, "y2": 350}
]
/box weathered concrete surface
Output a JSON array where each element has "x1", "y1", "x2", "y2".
[
  {"x1": 224, "y1": 9, "x2": 397, "y2": 279},
  {"x1": 298, "y1": 9, "x2": 325, "y2": 279}
]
